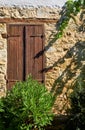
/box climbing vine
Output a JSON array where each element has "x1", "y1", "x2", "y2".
[{"x1": 55, "y1": 0, "x2": 85, "y2": 39}]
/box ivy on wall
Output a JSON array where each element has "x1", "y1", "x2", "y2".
[{"x1": 55, "y1": 0, "x2": 85, "y2": 39}]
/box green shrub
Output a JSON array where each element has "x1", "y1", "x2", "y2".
[
  {"x1": 65, "y1": 79, "x2": 85, "y2": 130},
  {"x1": 0, "y1": 76, "x2": 54, "y2": 130}
]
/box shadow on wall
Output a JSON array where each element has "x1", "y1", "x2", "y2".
[
  {"x1": 45, "y1": 9, "x2": 85, "y2": 129},
  {"x1": 49, "y1": 41, "x2": 85, "y2": 97},
  {"x1": 47, "y1": 8, "x2": 85, "y2": 113}
]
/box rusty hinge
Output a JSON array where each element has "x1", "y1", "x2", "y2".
[{"x1": 1, "y1": 33, "x2": 20, "y2": 38}]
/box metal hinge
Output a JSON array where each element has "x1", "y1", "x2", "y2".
[
  {"x1": 1, "y1": 33, "x2": 20, "y2": 38},
  {"x1": 30, "y1": 34, "x2": 44, "y2": 38}
]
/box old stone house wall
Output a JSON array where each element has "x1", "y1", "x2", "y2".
[{"x1": 0, "y1": 6, "x2": 85, "y2": 114}]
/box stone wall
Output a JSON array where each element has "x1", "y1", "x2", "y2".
[
  {"x1": 0, "y1": 7, "x2": 60, "y2": 19},
  {"x1": 0, "y1": 6, "x2": 85, "y2": 114},
  {"x1": 0, "y1": 23, "x2": 7, "y2": 97},
  {"x1": 45, "y1": 10, "x2": 85, "y2": 114}
]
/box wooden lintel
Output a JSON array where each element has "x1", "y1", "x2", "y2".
[{"x1": 0, "y1": 18, "x2": 58, "y2": 24}]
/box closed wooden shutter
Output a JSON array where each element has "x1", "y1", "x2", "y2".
[
  {"x1": 7, "y1": 25, "x2": 24, "y2": 89},
  {"x1": 25, "y1": 25, "x2": 45, "y2": 83},
  {"x1": 7, "y1": 24, "x2": 45, "y2": 89}
]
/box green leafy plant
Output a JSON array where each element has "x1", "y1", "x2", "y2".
[
  {"x1": 55, "y1": 0, "x2": 85, "y2": 39},
  {"x1": 0, "y1": 76, "x2": 54, "y2": 130},
  {"x1": 65, "y1": 78, "x2": 85, "y2": 130}
]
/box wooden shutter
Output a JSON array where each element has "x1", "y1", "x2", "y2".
[
  {"x1": 7, "y1": 25, "x2": 24, "y2": 89},
  {"x1": 25, "y1": 25, "x2": 45, "y2": 83},
  {"x1": 7, "y1": 24, "x2": 45, "y2": 89}
]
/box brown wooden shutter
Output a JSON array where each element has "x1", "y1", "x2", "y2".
[
  {"x1": 7, "y1": 25, "x2": 24, "y2": 89},
  {"x1": 25, "y1": 25, "x2": 45, "y2": 83},
  {"x1": 7, "y1": 24, "x2": 45, "y2": 89}
]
